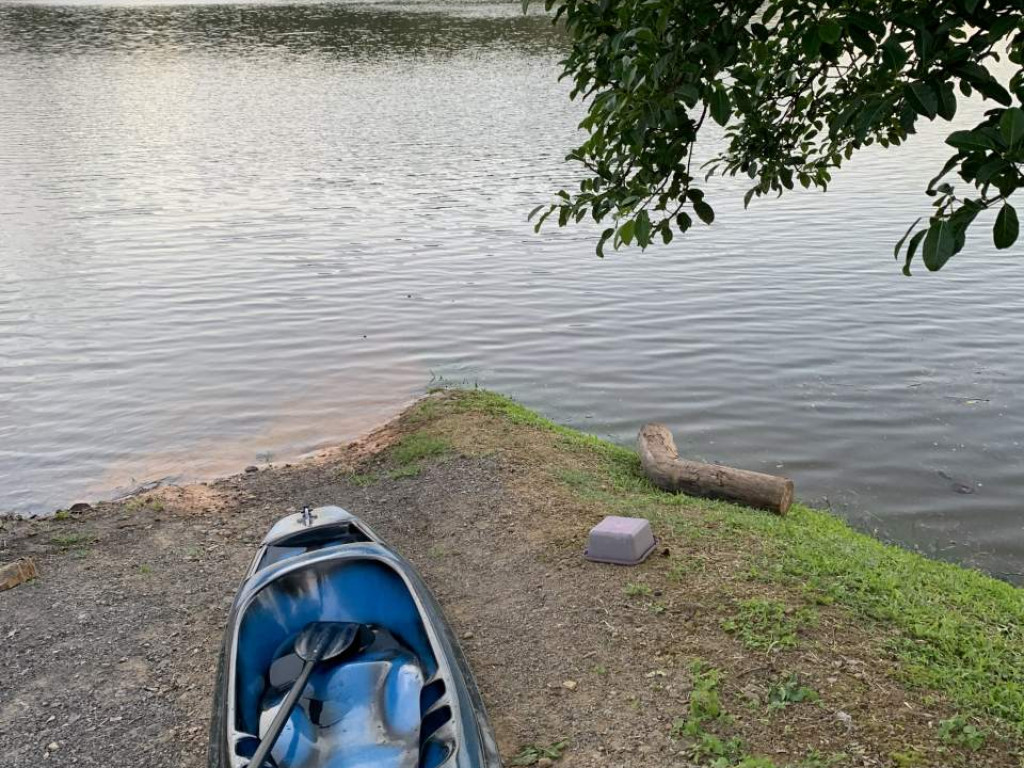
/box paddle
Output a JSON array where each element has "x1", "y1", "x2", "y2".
[{"x1": 247, "y1": 622, "x2": 362, "y2": 768}]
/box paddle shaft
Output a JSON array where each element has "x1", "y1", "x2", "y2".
[{"x1": 247, "y1": 656, "x2": 318, "y2": 768}]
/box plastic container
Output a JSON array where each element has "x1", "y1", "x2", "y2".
[{"x1": 584, "y1": 516, "x2": 656, "y2": 565}]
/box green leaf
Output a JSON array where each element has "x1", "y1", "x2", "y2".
[
  {"x1": 692, "y1": 199, "x2": 715, "y2": 225},
  {"x1": 994, "y1": 204, "x2": 1019, "y2": 250},
  {"x1": 818, "y1": 19, "x2": 841, "y2": 44},
  {"x1": 927, "y1": 155, "x2": 960, "y2": 192},
  {"x1": 904, "y1": 230, "x2": 927, "y2": 275},
  {"x1": 635, "y1": 210, "x2": 652, "y2": 246},
  {"x1": 922, "y1": 219, "x2": 955, "y2": 271},
  {"x1": 708, "y1": 87, "x2": 731, "y2": 127},
  {"x1": 894, "y1": 217, "x2": 921, "y2": 260},
  {"x1": 906, "y1": 81, "x2": 938, "y2": 119},
  {"x1": 999, "y1": 108, "x2": 1024, "y2": 148},
  {"x1": 945, "y1": 130, "x2": 1000, "y2": 152},
  {"x1": 527, "y1": 204, "x2": 547, "y2": 221},
  {"x1": 596, "y1": 227, "x2": 614, "y2": 258},
  {"x1": 618, "y1": 219, "x2": 635, "y2": 246},
  {"x1": 881, "y1": 37, "x2": 909, "y2": 69},
  {"x1": 974, "y1": 80, "x2": 1013, "y2": 106},
  {"x1": 937, "y1": 84, "x2": 957, "y2": 121}
]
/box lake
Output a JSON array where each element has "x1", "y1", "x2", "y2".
[{"x1": 1, "y1": 0, "x2": 1022, "y2": 581}]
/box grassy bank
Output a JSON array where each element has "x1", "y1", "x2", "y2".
[
  {"x1": 397, "y1": 388, "x2": 1024, "y2": 764},
  {"x1": 5, "y1": 386, "x2": 1021, "y2": 768}
]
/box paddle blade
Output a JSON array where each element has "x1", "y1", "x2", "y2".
[{"x1": 294, "y1": 621, "x2": 360, "y2": 663}]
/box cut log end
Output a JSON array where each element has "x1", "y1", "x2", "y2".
[
  {"x1": 637, "y1": 423, "x2": 794, "y2": 515},
  {"x1": 0, "y1": 558, "x2": 38, "y2": 592}
]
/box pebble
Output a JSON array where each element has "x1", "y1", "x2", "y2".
[
  {"x1": 537, "y1": 759, "x2": 554, "y2": 768},
  {"x1": 46, "y1": 742, "x2": 59, "y2": 752},
  {"x1": 562, "y1": 679, "x2": 578, "y2": 691}
]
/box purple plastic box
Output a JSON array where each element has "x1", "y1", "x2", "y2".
[{"x1": 584, "y1": 515, "x2": 656, "y2": 565}]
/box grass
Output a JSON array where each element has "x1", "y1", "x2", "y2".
[
  {"x1": 50, "y1": 532, "x2": 93, "y2": 548},
  {"x1": 721, "y1": 599, "x2": 818, "y2": 652},
  {"x1": 413, "y1": 389, "x2": 1024, "y2": 738},
  {"x1": 391, "y1": 432, "x2": 452, "y2": 465},
  {"x1": 765, "y1": 673, "x2": 819, "y2": 710},
  {"x1": 346, "y1": 471, "x2": 379, "y2": 487},
  {"x1": 125, "y1": 495, "x2": 164, "y2": 513},
  {"x1": 388, "y1": 464, "x2": 422, "y2": 480},
  {"x1": 671, "y1": 662, "x2": 781, "y2": 768},
  {"x1": 625, "y1": 581, "x2": 653, "y2": 597},
  {"x1": 508, "y1": 739, "x2": 570, "y2": 766}
]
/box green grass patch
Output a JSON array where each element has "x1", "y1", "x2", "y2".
[
  {"x1": 721, "y1": 599, "x2": 818, "y2": 652},
  {"x1": 345, "y1": 471, "x2": 379, "y2": 487},
  {"x1": 938, "y1": 715, "x2": 987, "y2": 750},
  {"x1": 50, "y1": 532, "x2": 93, "y2": 548},
  {"x1": 508, "y1": 739, "x2": 569, "y2": 766},
  {"x1": 671, "y1": 662, "x2": 780, "y2": 767},
  {"x1": 426, "y1": 390, "x2": 1024, "y2": 736},
  {"x1": 625, "y1": 581, "x2": 653, "y2": 597},
  {"x1": 388, "y1": 464, "x2": 422, "y2": 479},
  {"x1": 125, "y1": 496, "x2": 164, "y2": 513},
  {"x1": 766, "y1": 672, "x2": 820, "y2": 710},
  {"x1": 392, "y1": 433, "x2": 452, "y2": 466}
]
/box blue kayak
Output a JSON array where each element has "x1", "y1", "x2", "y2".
[{"x1": 208, "y1": 506, "x2": 501, "y2": 768}]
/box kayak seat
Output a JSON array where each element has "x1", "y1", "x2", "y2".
[
  {"x1": 234, "y1": 558, "x2": 453, "y2": 768},
  {"x1": 258, "y1": 633, "x2": 425, "y2": 768}
]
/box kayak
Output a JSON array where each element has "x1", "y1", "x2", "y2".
[{"x1": 208, "y1": 505, "x2": 501, "y2": 768}]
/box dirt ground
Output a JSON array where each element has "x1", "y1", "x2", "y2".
[{"x1": 0, "y1": 391, "x2": 1019, "y2": 767}]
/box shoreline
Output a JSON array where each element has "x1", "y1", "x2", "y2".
[{"x1": 1, "y1": 389, "x2": 1021, "y2": 767}]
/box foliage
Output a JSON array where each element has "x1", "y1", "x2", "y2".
[
  {"x1": 721, "y1": 598, "x2": 818, "y2": 652},
  {"x1": 938, "y1": 715, "x2": 988, "y2": 749},
  {"x1": 391, "y1": 433, "x2": 452, "y2": 465},
  {"x1": 671, "y1": 663, "x2": 781, "y2": 768},
  {"x1": 526, "y1": 0, "x2": 1024, "y2": 271},
  {"x1": 766, "y1": 673, "x2": 820, "y2": 709},
  {"x1": 509, "y1": 740, "x2": 570, "y2": 766}
]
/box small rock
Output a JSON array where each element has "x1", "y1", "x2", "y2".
[
  {"x1": 835, "y1": 710, "x2": 853, "y2": 727},
  {"x1": 46, "y1": 742, "x2": 59, "y2": 752},
  {"x1": 537, "y1": 759, "x2": 554, "y2": 768},
  {"x1": 69, "y1": 502, "x2": 92, "y2": 514},
  {"x1": 562, "y1": 679, "x2": 578, "y2": 691},
  {"x1": 244, "y1": 466, "x2": 259, "y2": 474},
  {"x1": 462, "y1": 631, "x2": 474, "y2": 640}
]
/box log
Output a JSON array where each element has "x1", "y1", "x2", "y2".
[
  {"x1": 637, "y1": 423, "x2": 793, "y2": 515},
  {"x1": 0, "y1": 558, "x2": 38, "y2": 592}
]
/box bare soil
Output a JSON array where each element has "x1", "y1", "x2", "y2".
[{"x1": 0, "y1": 392, "x2": 1018, "y2": 767}]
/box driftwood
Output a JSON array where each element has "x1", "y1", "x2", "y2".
[
  {"x1": 637, "y1": 423, "x2": 793, "y2": 515},
  {"x1": 0, "y1": 558, "x2": 38, "y2": 592}
]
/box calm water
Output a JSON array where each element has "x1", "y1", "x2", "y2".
[{"x1": 1, "y1": 0, "x2": 1022, "y2": 580}]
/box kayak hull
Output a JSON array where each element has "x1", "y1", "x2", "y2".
[{"x1": 208, "y1": 506, "x2": 501, "y2": 768}]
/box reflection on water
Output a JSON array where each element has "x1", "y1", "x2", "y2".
[
  {"x1": 90, "y1": 363, "x2": 425, "y2": 497},
  {"x1": 1, "y1": 0, "x2": 1023, "y2": 582}
]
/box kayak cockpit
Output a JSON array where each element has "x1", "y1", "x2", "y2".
[
  {"x1": 232, "y1": 558, "x2": 454, "y2": 768},
  {"x1": 211, "y1": 507, "x2": 498, "y2": 768}
]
